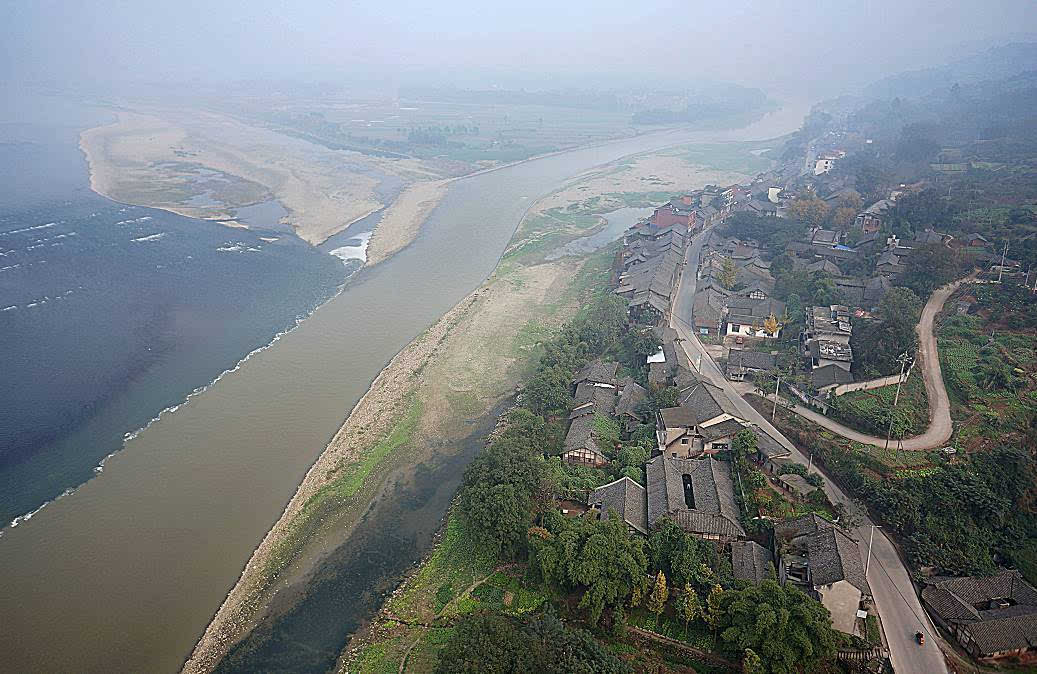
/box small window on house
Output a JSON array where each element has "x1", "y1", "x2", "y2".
[
  {"x1": 681, "y1": 438, "x2": 689, "y2": 444},
  {"x1": 671, "y1": 452, "x2": 677, "y2": 458}
]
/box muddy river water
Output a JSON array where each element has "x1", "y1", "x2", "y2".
[{"x1": 0, "y1": 100, "x2": 808, "y2": 673}]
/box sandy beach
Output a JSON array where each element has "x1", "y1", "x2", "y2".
[
  {"x1": 364, "y1": 181, "x2": 449, "y2": 266},
  {"x1": 78, "y1": 110, "x2": 418, "y2": 245}
]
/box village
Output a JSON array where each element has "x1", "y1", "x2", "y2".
[{"x1": 549, "y1": 122, "x2": 1037, "y2": 669}]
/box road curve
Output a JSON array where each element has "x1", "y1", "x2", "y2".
[
  {"x1": 670, "y1": 228, "x2": 949, "y2": 674},
  {"x1": 786, "y1": 277, "x2": 968, "y2": 451}
]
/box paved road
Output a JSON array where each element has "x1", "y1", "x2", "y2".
[
  {"x1": 778, "y1": 278, "x2": 966, "y2": 451},
  {"x1": 670, "y1": 227, "x2": 948, "y2": 674}
]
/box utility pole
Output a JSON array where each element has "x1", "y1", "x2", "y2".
[
  {"x1": 998, "y1": 240, "x2": 1009, "y2": 284},
  {"x1": 884, "y1": 353, "x2": 910, "y2": 452},
  {"x1": 865, "y1": 524, "x2": 882, "y2": 577},
  {"x1": 772, "y1": 374, "x2": 781, "y2": 421}
]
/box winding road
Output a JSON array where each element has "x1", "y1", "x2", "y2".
[
  {"x1": 670, "y1": 227, "x2": 949, "y2": 674},
  {"x1": 784, "y1": 277, "x2": 968, "y2": 450}
]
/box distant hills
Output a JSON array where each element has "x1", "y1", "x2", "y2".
[{"x1": 864, "y1": 42, "x2": 1037, "y2": 99}]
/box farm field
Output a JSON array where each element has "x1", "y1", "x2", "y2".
[{"x1": 938, "y1": 283, "x2": 1037, "y2": 453}]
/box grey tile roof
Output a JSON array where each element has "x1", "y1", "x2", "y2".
[
  {"x1": 645, "y1": 456, "x2": 745, "y2": 537},
  {"x1": 731, "y1": 540, "x2": 774, "y2": 583},
  {"x1": 615, "y1": 378, "x2": 648, "y2": 419},
  {"x1": 923, "y1": 570, "x2": 1037, "y2": 655},
  {"x1": 807, "y1": 526, "x2": 870, "y2": 595},
  {"x1": 570, "y1": 381, "x2": 617, "y2": 418},
  {"x1": 589, "y1": 476, "x2": 648, "y2": 534},
  {"x1": 773, "y1": 513, "x2": 837, "y2": 542},
  {"x1": 672, "y1": 380, "x2": 743, "y2": 424},
  {"x1": 811, "y1": 363, "x2": 854, "y2": 390},
  {"x1": 778, "y1": 473, "x2": 818, "y2": 497},
  {"x1": 699, "y1": 418, "x2": 745, "y2": 441},
  {"x1": 750, "y1": 425, "x2": 790, "y2": 460},
  {"x1": 563, "y1": 415, "x2": 600, "y2": 454},
  {"x1": 727, "y1": 349, "x2": 776, "y2": 372},
  {"x1": 572, "y1": 360, "x2": 618, "y2": 387},
  {"x1": 966, "y1": 614, "x2": 1037, "y2": 654}
]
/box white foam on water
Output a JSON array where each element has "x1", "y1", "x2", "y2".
[
  {"x1": 1, "y1": 305, "x2": 16, "y2": 311},
  {"x1": 1, "y1": 222, "x2": 56, "y2": 237},
  {"x1": 131, "y1": 232, "x2": 167, "y2": 243},
  {"x1": 329, "y1": 231, "x2": 373, "y2": 265}
]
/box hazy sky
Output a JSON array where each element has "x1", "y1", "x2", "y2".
[{"x1": 3, "y1": 1, "x2": 1036, "y2": 95}]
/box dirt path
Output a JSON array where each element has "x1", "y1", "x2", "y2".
[{"x1": 785, "y1": 277, "x2": 968, "y2": 450}]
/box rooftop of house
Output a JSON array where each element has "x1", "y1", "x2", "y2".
[
  {"x1": 569, "y1": 381, "x2": 618, "y2": 419},
  {"x1": 862, "y1": 199, "x2": 894, "y2": 215},
  {"x1": 727, "y1": 296, "x2": 786, "y2": 321},
  {"x1": 731, "y1": 540, "x2": 775, "y2": 584},
  {"x1": 589, "y1": 476, "x2": 648, "y2": 535},
  {"x1": 727, "y1": 349, "x2": 776, "y2": 372},
  {"x1": 807, "y1": 259, "x2": 842, "y2": 276},
  {"x1": 773, "y1": 513, "x2": 837, "y2": 541},
  {"x1": 812, "y1": 229, "x2": 839, "y2": 245},
  {"x1": 572, "y1": 359, "x2": 619, "y2": 387},
  {"x1": 922, "y1": 571, "x2": 1037, "y2": 654},
  {"x1": 806, "y1": 525, "x2": 871, "y2": 595},
  {"x1": 563, "y1": 414, "x2": 601, "y2": 454},
  {"x1": 806, "y1": 305, "x2": 852, "y2": 336},
  {"x1": 664, "y1": 380, "x2": 743, "y2": 426},
  {"x1": 615, "y1": 377, "x2": 648, "y2": 419},
  {"x1": 778, "y1": 473, "x2": 818, "y2": 497},
  {"x1": 645, "y1": 455, "x2": 745, "y2": 538},
  {"x1": 814, "y1": 339, "x2": 853, "y2": 362},
  {"x1": 750, "y1": 424, "x2": 790, "y2": 460},
  {"x1": 811, "y1": 363, "x2": 855, "y2": 389}
]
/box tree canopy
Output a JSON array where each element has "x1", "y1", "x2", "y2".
[
  {"x1": 435, "y1": 610, "x2": 632, "y2": 674},
  {"x1": 529, "y1": 510, "x2": 649, "y2": 625},
  {"x1": 712, "y1": 580, "x2": 838, "y2": 674}
]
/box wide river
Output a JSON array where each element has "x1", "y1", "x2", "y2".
[{"x1": 0, "y1": 99, "x2": 808, "y2": 672}]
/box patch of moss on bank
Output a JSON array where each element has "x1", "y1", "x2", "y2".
[{"x1": 264, "y1": 396, "x2": 423, "y2": 580}]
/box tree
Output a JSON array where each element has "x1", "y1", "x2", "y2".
[
  {"x1": 436, "y1": 610, "x2": 633, "y2": 674},
  {"x1": 720, "y1": 256, "x2": 738, "y2": 290},
  {"x1": 743, "y1": 648, "x2": 765, "y2": 674},
  {"x1": 646, "y1": 571, "x2": 669, "y2": 616},
  {"x1": 851, "y1": 287, "x2": 922, "y2": 375},
  {"x1": 900, "y1": 243, "x2": 965, "y2": 299},
  {"x1": 460, "y1": 414, "x2": 552, "y2": 557},
  {"x1": 763, "y1": 314, "x2": 780, "y2": 337},
  {"x1": 712, "y1": 580, "x2": 837, "y2": 674},
  {"x1": 733, "y1": 429, "x2": 758, "y2": 459},
  {"x1": 529, "y1": 512, "x2": 649, "y2": 625},
  {"x1": 673, "y1": 584, "x2": 701, "y2": 636},
  {"x1": 786, "y1": 197, "x2": 830, "y2": 227},
  {"x1": 832, "y1": 206, "x2": 858, "y2": 227},
  {"x1": 704, "y1": 583, "x2": 727, "y2": 647},
  {"x1": 648, "y1": 518, "x2": 718, "y2": 590}
]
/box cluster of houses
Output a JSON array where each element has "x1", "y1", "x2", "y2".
[
  {"x1": 615, "y1": 186, "x2": 751, "y2": 325},
  {"x1": 560, "y1": 349, "x2": 874, "y2": 637},
  {"x1": 692, "y1": 233, "x2": 786, "y2": 339},
  {"x1": 560, "y1": 360, "x2": 647, "y2": 468}
]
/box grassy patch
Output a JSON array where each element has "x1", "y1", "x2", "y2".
[
  {"x1": 386, "y1": 515, "x2": 497, "y2": 622},
  {"x1": 264, "y1": 396, "x2": 423, "y2": 580},
  {"x1": 627, "y1": 610, "x2": 714, "y2": 652},
  {"x1": 828, "y1": 374, "x2": 929, "y2": 438},
  {"x1": 352, "y1": 638, "x2": 405, "y2": 674}
]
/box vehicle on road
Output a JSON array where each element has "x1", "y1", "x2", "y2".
[{"x1": 916, "y1": 631, "x2": 924, "y2": 645}]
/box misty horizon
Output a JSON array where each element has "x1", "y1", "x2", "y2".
[{"x1": 4, "y1": 1, "x2": 1037, "y2": 99}]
